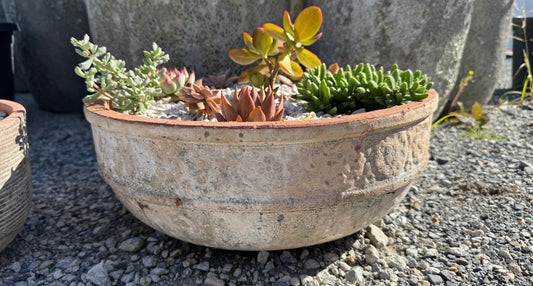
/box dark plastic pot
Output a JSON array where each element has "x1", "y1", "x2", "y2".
[
  {"x1": 0, "y1": 23, "x2": 18, "y2": 101},
  {"x1": 512, "y1": 17, "x2": 533, "y2": 90}
]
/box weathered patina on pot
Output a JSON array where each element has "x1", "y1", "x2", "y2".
[
  {"x1": 0, "y1": 100, "x2": 32, "y2": 252},
  {"x1": 84, "y1": 90, "x2": 438, "y2": 251}
]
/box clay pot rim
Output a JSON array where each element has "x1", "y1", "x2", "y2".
[
  {"x1": 85, "y1": 89, "x2": 438, "y2": 129},
  {"x1": 0, "y1": 100, "x2": 26, "y2": 126}
]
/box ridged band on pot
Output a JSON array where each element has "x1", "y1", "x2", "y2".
[
  {"x1": 0, "y1": 100, "x2": 32, "y2": 252},
  {"x1": 84, "y1": 90, "x2": 438, "y2": 251}
]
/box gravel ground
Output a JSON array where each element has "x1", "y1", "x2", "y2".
[{"x1": 0, "y1": 61, "x2": 532, "y2": 286}]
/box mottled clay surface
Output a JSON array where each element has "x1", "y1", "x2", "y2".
[
  {"x1": 84, "y1": 91, "x2": 438, "y2": 250},
  {"x1": 307, "y1": 0, "x2": 474, "y2": 117},
  {"x1": 448, "y1": 0, "x2": 513, "y2": 112},
  {"x1": 0, "y1": 100, "x2": 32, "y2": 252},
  {"x1": 83, "y1": 0, "x2": 290, "y2": 76}
]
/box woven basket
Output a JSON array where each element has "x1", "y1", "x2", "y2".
[{"x1": 0, "y1": 100, "x2": 32, "y2": 252}]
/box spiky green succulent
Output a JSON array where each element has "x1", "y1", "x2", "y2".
[{"x1": 295, "y1": 63, "x2": 433, "y2": 115}]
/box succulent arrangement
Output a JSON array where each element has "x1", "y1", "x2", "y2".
[
  {"x1": 295, "y1": 63, "x2": 433, "y2": 115},
  {"x1": 72, "y1": 6, "x2": 434, "y2": 121}
]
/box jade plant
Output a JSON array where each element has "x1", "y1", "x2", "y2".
[
  {"x1": 295, "y1": 63, "x2": 434, "y2": 115},
  {"x1": 210, "y1": 86, "x2": 284, "y2": 122},
  {"x1": 228, "y1": 6, "x2": 323, "y2": 90},
  {"x1": 71, "y1": 35, "x2": 169, "y2": 114}
]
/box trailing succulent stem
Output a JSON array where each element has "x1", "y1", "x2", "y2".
[
  {"x1": 71, "y1": 34, "x2": 169, "y2": 114},
  {"x1": 296, "y1": 63, "x2": 433, "y2": 115},
  {"x1": 228, "y1": 6, "x2": 323, "y2": 91},
  {"x1": 210, "y1": 86, "x2": 284, "y2": 122}
]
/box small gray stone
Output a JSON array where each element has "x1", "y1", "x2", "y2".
[
  {"x1": 366, "y1": 224, "x2": 389, "y2": 249},
  {"x1": 14, "y1": 282, "x2": 27, "y2": 286},
  {"x1": 455, "y1": 258, "x2": 469, "y2": 266},
  {"x1": 52, "y1": 269, "x2": 64, "y2": 279},
  {"x1": 425, "y1": 267, "x2": 440, "y2": 275},
  {"x1": 440, "y1": 270, "x2": 456, "y2": 281},
  {"x1": 63, "y1": 274, "x2": 77, "y2": 282},
  {"x1": 498, "y1": 250, "x2": 512, "y2": 260},
  {"x1": 345, "y1": 270, "x2": 357, "y2": 284},
  {"x1": 365, "y1": 245, "x2": 380, "y2": 264},
  {"x1": 118, "y1": 238, "x2": 145, "y2": 252},
  {"x1": 509, "y1": 263, "x2": 522, "y2": 274},
  {"x1": 378, "y1": 269, "x2": 397, "y2": 281},
  {"x1": 301, "y1": 276, "x2": 319, "y2": 286},
  {"x1": 323, "y1": 252, "x2": 339, "y2": 263},
  {"x1": 417, "y1": 260, "x2": 429, "y2": 270},
  {"x1": 151, "y1": 268, "x2": 169, "y2": 275},
  {"x1": 139, "y1": 276, "x2": 152, "y2": 286},
  {"x1": 257, "y1": 251, "x2": 269, "y2": 265},
  {"x1": 406, "y1": 256, "x2": 417, "y2": 268},
  {"x1": 264, "y1": 260, "x2": 275, "y2": 272},
  {"x1": 472, "y1": 230, "x2": 485, "y2": 237},
  {"x1": 300, "y1": 249, "x2": 310, "y2": 260},
  {"x1": 86, "y1": 261, "x2": 111, "y2": 286},
  {"x1": 427, "y1": 274, "x2": 443, "y2": 284},
  {"x1": 39, "y1": 260, "x2": 55, "y2": 270},
  {"x1": 141, "y1": 256, "x2": 157, "y2": 268},
  {"x1": 447, "y1": 247, "x2": 465, "y2": 257},
  {"x1": 424, "y1": 249, "x2": 439, "y2": 258},
  {"x1": 289, "y1": 276, "x2": 300, "y2": 286},
  {"x1": 109, "y1": 270, "x2": 124, "y2": 281},
  {"x1": 204, "y1": 276, "x2": 225, "y2": 286},
  {"x1": 316, "y1": 270, "x2": 338, "y2": 285},
  {"x1": 385, "y1": 256, "x2": 407, "y2": 270},
  {"x1": 12, "y1": 261, "x2": 22, "y2": 273},
  {"x1": 193, "y1": 261, "x2": 210, "y2": 272},
  {"x1": 345, "y1": 266, "x2": 364, "y2": 285},
  {"x1": 337, "y1": 261, "x2": 352, "y2": 272},
  {"x1": 304, "y1": 259, "x2": 321, "y2": 270},
  {"x1": 221, "y1": 263, "x2": 233, "y2": 273},
  {"x1": 405, "y1": 248, "x2": 418, "y2": 258},
  {"x1": 121, "y1": 272, "x2": 134, "y2": 283},
  {"x1": 280, "y1": 251, "x2": 297, "y2": 265}
]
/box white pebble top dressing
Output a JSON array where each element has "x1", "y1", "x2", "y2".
[{"x1": 142, "y1": 84, "x2": 366, "y2": 121}]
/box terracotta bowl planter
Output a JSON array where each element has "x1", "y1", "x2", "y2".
[
  {"x1": 84, "y1": 90, "x2": 438, "y2": 250},
  {"x1": 0, "y1": 100, "x2": 32, "y2": 252}
]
